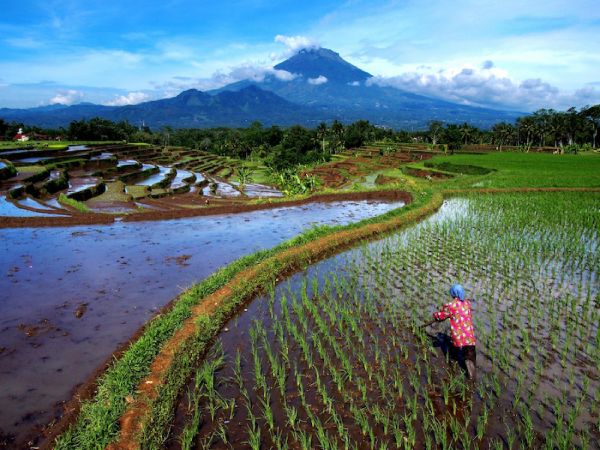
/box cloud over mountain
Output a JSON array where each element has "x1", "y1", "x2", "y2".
[
  {"x1": 49, "y1": 89, "x2": 85, "y2": 105},
  {"x1": 367, "y1": 62, "x2": 600, "y2": 111},
  {"x1": 105, "y1": 91, "x2": 151, "y2": 106},
  {"x1": 308, "y1": 75, "x2": 328, "y2": 85},
  {"x1": 153, "y1": 64, "x2": 297, "y2": 98},
  {"x1": 274, "y1": 35, "x2": 320, "y2": 53}
]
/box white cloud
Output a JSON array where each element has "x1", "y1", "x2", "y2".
[
  {"x1": 104, "y1": 91, "x2": 151, "y2": 106},
  {"x1": 274, "y1": 35, "x2": 320, "y2": 53},
  {"x1": 223, "y1": 64, "x2": 296, "y2": 84},
  {"x1": 308, "y1": 75, "x2": 328, "y2": 85},
  {"x1": 154, "y1": 63, "x2": 297, "y2": 97},
  {"x1": 348, "y1": 81, "x2": 361, "y2": 86},
  {"x1": 272, "y1": 69, "x2": 297, "y2": 81},
  {"x1": 367, "y1": 62, "x2": 600, "y2": 111},
  {"x1": 49, "y1": 89, "x2": 84, "y2": 105}
]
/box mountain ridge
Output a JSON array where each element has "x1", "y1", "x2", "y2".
[{"x1": 0, "y1": 47, "x2": 524, "y2": 129}]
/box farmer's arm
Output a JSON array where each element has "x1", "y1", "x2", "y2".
[{"x1": 433, "y1": 303, "x2": 453, "y2": 321}]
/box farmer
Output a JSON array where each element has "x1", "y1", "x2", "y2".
[{"x1": 432, "y1": 283, "x2": 477, "y2": 379}]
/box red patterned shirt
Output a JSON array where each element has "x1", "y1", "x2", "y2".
[{"x1": 433, "y1": 298, "x2": 476, "y2": 347}]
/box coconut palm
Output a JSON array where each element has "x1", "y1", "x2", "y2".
[{"x1": 316, "y1": 122, "x2": 328, "y2": 153}]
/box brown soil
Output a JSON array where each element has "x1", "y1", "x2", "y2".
[
  {"x1": 374, "y1": 175, "x2": 403, "y2": 185},
  {"x1": 16, "y1": 320, "x2": 57, "y2": 338},
  {"x1": 305, "y1": 151, "x2": 433, "y2": 188},
  {"x1": 404, "y1": 167, "x2": 453, "y2": 179},
  {"x1": 73, "y1": 303, "x2": 88, "y2": 319},
  {"x1": 165, "y1": 254, "x2": 192, "y2": 267},
  {"x1": 0, "y1": 213, "x2": 114, "y2": 228}
]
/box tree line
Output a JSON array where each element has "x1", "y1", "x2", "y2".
[
  {"x1": 2, "y1": 104, "x2": 598, "y2": 167},
  {"x1": 425, "y1": 105, "x2": 600, "y2": 152}
]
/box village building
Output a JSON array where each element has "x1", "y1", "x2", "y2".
[{"x1": 14, "y1": 128, "x2": 29, "y2": 142}]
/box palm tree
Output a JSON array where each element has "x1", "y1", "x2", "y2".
[
  {"x1": 331, "y1": 120, "x2": 345, "y2": 153},
  {"x1": 532, "y1": 109, "x2": 551, "y2": 147},
  {"x1": 491, "y1": 122, "x2": 513, "y2": 151},
  {"x1": 236, "y1": 166, "x2": 253, "y2": 187},
  {"x1": 459, "y1": 123, "x2": 474, "y2": 145},
  {"x1": 547, "y1": 115, "x2": 562, "y2": 148},
  {"x1": 516, "y1": 116, "x2": 535, "y2": 150},
  {"x1": 316, "y1": 122, "x2": 328, "y2": 153},
  {"x1": 581, "y1": 105, "x2": 600, "y2": 148}
]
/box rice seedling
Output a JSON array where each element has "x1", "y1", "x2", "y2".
[{"x1": 167, "y1": 192, "x2": 599, "y2": 448}]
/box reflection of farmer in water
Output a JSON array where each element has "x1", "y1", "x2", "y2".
[{"x1": 432, "y1": 284, "x2": 477, "y2": 379}]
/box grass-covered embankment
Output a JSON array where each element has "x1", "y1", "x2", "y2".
[
  {"x1": 58, "y1": 193, "x2": 91, "y2": 213},
  {"x1": 52, "y1": 188, "x2": 431, "y2": 449}
]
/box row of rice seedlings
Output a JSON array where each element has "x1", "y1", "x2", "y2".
[
  {"x1": 173, "y1": 192, "x2": 599, "y2": 448},
  {"x1": 349, "y1": 193, "x2": 599, "y2": 447}
]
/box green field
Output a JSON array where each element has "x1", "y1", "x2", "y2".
[
  {"x1": 52, "y1": 150, "x2": 600, "y2": 449},
  {"x1": 410, "y1": 152, "x2": 600, "y2": 189},
  {"x1": 171, "y1": 192, "x2": 599, "y2": 449}
]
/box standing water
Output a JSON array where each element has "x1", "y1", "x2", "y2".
[{"x1": 0, "y1": 199, "x2": 404, "y2": 445}]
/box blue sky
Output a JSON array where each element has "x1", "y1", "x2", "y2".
[{"x1": 1, "y1": 0, "x2": 599, "y2": 111}]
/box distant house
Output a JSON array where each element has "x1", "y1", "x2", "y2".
[
  {"x1": 30, "y1": 132, "x2": 49, "y2": 140},
  {"x1": 14, "y1": 128, "x2": 29, "y2": 142}
]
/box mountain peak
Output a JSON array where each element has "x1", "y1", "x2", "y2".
[
  {"x1": 274, "y1": 47, "x2": 372, "y2": 85},
  {"x1": 176, "y1": 88, "x2": 202, "y2": 98}
]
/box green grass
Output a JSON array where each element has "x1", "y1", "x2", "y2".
[
  {"x1": 13, "y1": 164, "x2": 46, "y2": 174},
  {"x1": 58, "y1": 193, "x2": 90, "y2": 212},
  {"x1": 89, "y1": 181, "x2": 132, "y2": 203},
  {"x1": 409, "y1": 152, "x2": 600, "y2": 189}
]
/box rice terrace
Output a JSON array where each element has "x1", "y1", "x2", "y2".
[
  {"x1": 2, "y1": 2, "x2": 600, "y2": 449},
  {"x1": 2, "y1": 137, "x2": 600, "y2": 450}
]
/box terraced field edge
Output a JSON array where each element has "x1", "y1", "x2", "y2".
[{"x1": 50, "y1": 188, "x2": 420, "y2": 449}]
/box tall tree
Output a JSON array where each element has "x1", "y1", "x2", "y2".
[
  {"x1": 531, "y1": 109, "x2": 551, "y2": 147},
  {"x1": 458, "y1": 122, "x2": 474, "y2": 145},
  {"x1": 427, "y1": 120, "x2": 444, "y2": 146},
  {"x1": 316, "y1": 122, "x2": 328, "y2": 153},
  {"x1": 331, "y1": 120, "x2": 344, "y2": 153},
  {"x1": 491, "y1": 122, "x2": 514, "y2": 151},
  {"x1": 516, "y1": 116, "x2": 535, "y2": 150},
  {"x1": 581, "y1": 105, "x2": 600, "y2": 148}
]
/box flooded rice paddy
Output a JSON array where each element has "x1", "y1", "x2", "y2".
[
  {"x1": 0, "y1": 144, "x2": 289, "y2": 224},
  {"x1": 0, "y1": 199, "x2": 404, "y2": 446},
  {"x1": 167, "y1": 193, "x2": 599, "y2": 449}
]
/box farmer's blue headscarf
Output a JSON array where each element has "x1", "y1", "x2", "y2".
[{"x1": 450, "y1": 284, "x2": 465, "y2": 301}]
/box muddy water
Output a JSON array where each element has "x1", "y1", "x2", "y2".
[
  {"x1": 170, "y1": 170, "x2": 194, "y2": 190},
  {"x1": 136, "y1": 165, "x2": 171, "y2": 186},
  {"x1": 0, "y1": 199, "x2": 404, "y2": 445}
]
